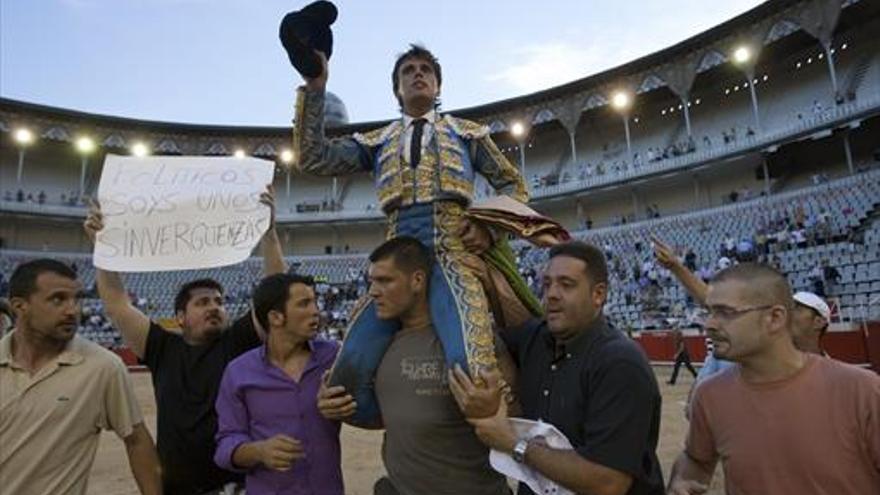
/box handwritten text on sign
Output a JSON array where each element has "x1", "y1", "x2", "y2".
[{"x1": 94, "y1": 155, "x2": 275, "y2": 272}]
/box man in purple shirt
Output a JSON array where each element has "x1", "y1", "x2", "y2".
[{"x1": 214, "y1": 273, "x2": 343, "y2": 495}]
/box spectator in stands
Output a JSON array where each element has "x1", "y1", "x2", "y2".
[
  {"x1": 37, "y1": 190, "x2": 46, "y2": 205},
  {"x1": 15, "y1": 189, "x2": 23, "y2": 202},
  {"x1": 735, "y1": 237, "x2": 753, "y2": 262},
  {"x1": 667, "y1": 263, "x2": 880, "y2": 495},
  {"x1": 0, "y1": 259, "x2": 161, "y2": 495},
  {"x1": 317, "y1": 237, "x2": 511, "y2": 494},
  {"x1": 450, "y1": 241, "x2": 665, "y2": 495},
  {"x1": 755, "y1": 229, "x2": 769, "y2": 257},
  {"x1": 722, "y1": 234, "x2": 735, "y2": 257},
  {"x1": 822, "y1": 258, "x2": 841, "y2": 288},
  {"x1": 697, "y1": 265, "x2": 713, "y2": 283},
  {"x1": 792, "y1": 226, "x2": 807, "y2": 248},
  {"x1": 83, "y1": 186, "x2": 287, "y2": 495},
  {"x1": 604, "y1": 240, "x2": 615, "y2": 261},
  {"x1": 683, "y1": 249, "x2": 697, "y2": 272},
  {"x1": 214, "y1": 273, "x2": 343, "y2": 494},
  {"x1": 3, "y1": 190, "x2": 11, "y2": 202},
  {"x1": 808, "y1": 262, "x2": 826, "y2": 296}
]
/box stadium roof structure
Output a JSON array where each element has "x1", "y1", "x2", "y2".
[{"x1": 0, "y1": 0, "x2": 876, "y2": 158}]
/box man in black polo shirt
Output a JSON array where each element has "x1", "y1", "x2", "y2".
[
  {"x1": 85, "y1": 186, "x2": 287, "y2": 494},
  {"x1": 450, "y1": 241, "x2": 664, "y2": 495}
]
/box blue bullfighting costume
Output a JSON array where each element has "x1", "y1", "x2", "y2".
[{"x1": 293, "y1": 87, "x2": 533, "y2": 426}]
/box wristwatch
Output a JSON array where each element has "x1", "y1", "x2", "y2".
[{"x1": 512, "y1": 438, "x2": 530, "y2": 463}]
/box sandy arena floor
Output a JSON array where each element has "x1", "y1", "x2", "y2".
[{"x1": 87, "y1": 367, "x2": 724, "y2": 494}]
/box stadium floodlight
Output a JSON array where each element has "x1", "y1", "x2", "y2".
[
  {"x1": 131, "y1": 142, "x2": 149, "y2": 157},
  {"x1": 234, "y1": 149, "x2": 246, "y2": 159},
  {"x1": 14, "y1": 128, "x2": 35, "y2": 184},
  {"x1": 732, "y1": 46, "x2": 751, "y2": 64},
  {"x1": 610, "y1": 91, "x2": 634, "y2": 157},
  {"x1": 14, "y1": 128, "x2": 34, "y2": 145},
  {"x1": 280, "y1": 149, "x2": 294, "y2": 164},
  {"x1": 508, "y1": 122, "x2": 527, "y2": 175},
  {"x1": 76, "y1": 137, "x2": 96, "y2": 154},
  {"x1": 75, "y1": 137, "x2": 96, "y2": 197},
  {"x1": 731, "y1": 45, "x2": 763, "y2": 132},
  {"x1": 611, "y1": 91, "x2": 631, "y2": 110},
  {"x1": 510, "y1": 122, "x2": 525, "y2": 138}
]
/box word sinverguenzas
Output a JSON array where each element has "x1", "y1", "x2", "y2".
[
  {"x1": 98, "y1": 216, "x2": 269, "y2": 258},
  {"x1": 98, "y1": 163, "x2": 269, "y2": 258}
]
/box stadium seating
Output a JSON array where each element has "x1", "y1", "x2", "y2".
[{"x1": 2, "y1": 167, "x2": 878, "y2": 348}]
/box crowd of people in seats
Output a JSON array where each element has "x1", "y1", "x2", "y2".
[{"x1": 3, "y1": 188, "x2": 89, "y2": 207}]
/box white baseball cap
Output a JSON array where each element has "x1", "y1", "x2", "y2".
[{"x1": 793, "y1": 291, "x2": 831, "y2": 323}]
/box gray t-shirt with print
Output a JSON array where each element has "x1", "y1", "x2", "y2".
[{"x1": 375, "y1": 325, "x2": 510, "y2": 495}]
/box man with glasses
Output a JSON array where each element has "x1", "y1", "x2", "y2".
[{"x1": 667, "y1": 263, "x2": 880, "y2": 495}]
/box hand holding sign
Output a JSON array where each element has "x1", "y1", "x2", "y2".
[
  {"x1": 84, "y1": 199, "x2": 104, "y2": 245},
  {"x1": 92, "y1": 155, "x2": 276, "y2": 272}
]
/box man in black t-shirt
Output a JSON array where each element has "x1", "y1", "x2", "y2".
[
  {"x1": 85, "y1": 187, "x2": 287, "y2": 495},
  {"x1": 450, "y1": 241, "x2": 664, "y2": 495}
]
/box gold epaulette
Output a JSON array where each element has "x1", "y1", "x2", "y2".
[
  {"x1": 353, "y1": 121, "x2": 400, "y2": 147},
  {"x1": 443, "y1": 115, "x2": 490, "y2": 139}
]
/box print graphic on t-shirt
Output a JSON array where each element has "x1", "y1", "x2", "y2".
[{"x1": 400, "y1": 354, "x2": 449, "y2": 396}]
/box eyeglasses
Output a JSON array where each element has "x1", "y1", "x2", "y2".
[{"x1": 699, "y1": 305, "x2": 776, "y2": 322}]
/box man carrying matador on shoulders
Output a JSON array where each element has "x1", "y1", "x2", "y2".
[{"x1": 281, "y1": 1, "x2": 568, "y2": 426}]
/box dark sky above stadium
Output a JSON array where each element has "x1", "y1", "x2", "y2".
[{"x1": 2, "y1": 0, "x2": 763, "y2": 126}]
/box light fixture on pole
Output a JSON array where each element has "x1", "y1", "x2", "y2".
[
  {"x1": 281, "y1": 149, "x2": 294, "y2": 199},
  {"x1": 732, "y1": 45, "x2": 761, "y2": 132},
  {"x1": 14, "y1": 128, "x2": 34, "y2": 184},
  {"x1": 76, "y1": 137, "x2": 96, "y2": 198},
  {"x1": 510, "y1": 121, "x2": 527, "y2": 176},
  {"x1": 611, "y1": 91, "x2": 633, "y2": 159}
]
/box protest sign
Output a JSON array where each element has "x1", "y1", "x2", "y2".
[{"x1": 93, "y1": 154, "x2": 274, "y2": 272}]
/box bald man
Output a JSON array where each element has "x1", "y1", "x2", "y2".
[{"x1": 667, "y1": 263, "x2": 880, "y2": 495}]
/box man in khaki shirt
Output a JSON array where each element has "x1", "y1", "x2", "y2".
[{"x1": 0, "y1": 259, "x2": 162, "y2": 495}]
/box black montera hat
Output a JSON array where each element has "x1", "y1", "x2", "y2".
[{"x1": 279, "y1": 1, "x2": 337, "y2": 78}]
